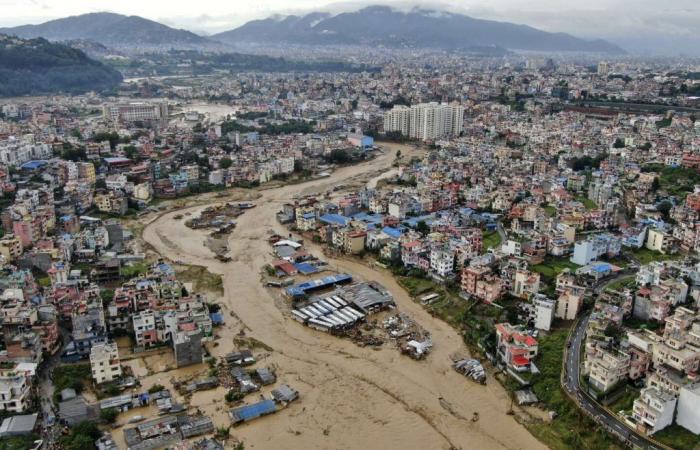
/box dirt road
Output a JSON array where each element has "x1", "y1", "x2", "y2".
[{"x1": 142, "y1": 143, "x2": 546, "y2": 450}]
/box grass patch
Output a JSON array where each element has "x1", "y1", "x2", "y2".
[
  {"x1": 176, "y1": 264, "x2": 224, "y2": 295},
  {"x1": 607, "y1": 386, "x2": 639, "y2": 415},
  {"x1": 232, "y1": 336, "x2": 273, "y2": 352},
  {"x1": 544, "y1": 205, "x2": 557, "y2": 217},
  {"x1": 397, "y1": 276, "x2": 434, "y2": 297},
  {"x1": 629, "y1": 247, "x2": 681, "y2": 265},
  {"x1": 483, "y1": 230, "x2": 502, "y2": 250},
  {"x1": 605, "y1": 276, "x2": 635, "y2": 291},
  {"x1": 120, "y1": 261, "x2": 149, "y2": 278},
  {"x1": 575, "y1": 195, "x2": 597, "y2": 210},
  {"x1": 531, "y1": 257, "x2": 579, "y2": 280},
  {"x1": 654, "y1": 424, "x2": 700, "y2": 449}
]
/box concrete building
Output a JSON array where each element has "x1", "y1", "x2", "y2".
[
  {"x1": 90, "y1": 342, "x2": 122, "y2": 384},
  {"x1": 533, "y1": 295, "x2": 556, "y2": 331},
  {"x1": 677, "y1": 383, "x2": 700, "y2": 434},
  {"x1": 102, "y1": 102, "x2": 168, "y2": 123},
  {"x1": 173, "y1": 330, "x2": 203, "y2": 368},
  {"x1": 555, "y1": 287, "x2": 585, "y2": 320},
  {"x1": 571, "y1": 234, "x2": 621, "y2": 266},
  {"x1": 384, "y1": 102, "x2": 463, "y2": 141},
  {"x1": 632, "y1": 387, "x2": 676, "y2": 435},
  {"x1": 383, "y1": 105, "x2": 410, "y2": 136},
  {"x1": 586, "y1": 347, "x2": 630, "y2": 393}
]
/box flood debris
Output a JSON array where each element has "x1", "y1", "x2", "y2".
[{"x1": 453, "y1": 358, "x2": 487, "y2": 385}]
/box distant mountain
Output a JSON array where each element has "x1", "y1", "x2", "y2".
[
  {"x1": 0, "y1": 34, "x2": 123, "y2": 97},
  {"x1": 214, "y1": 6, "x2": 624, "y2": 54},
  {"x1": 0, "y1": 12, "x2": 210, "y2": 49}
]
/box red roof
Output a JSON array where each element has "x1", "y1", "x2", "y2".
[{"x1": 512, "y1": 355, "x2": 530, "y2": 367}]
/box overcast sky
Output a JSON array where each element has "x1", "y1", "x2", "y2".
[{"x1": 1, "y1": 0, "x2": 698, "y2": 55}]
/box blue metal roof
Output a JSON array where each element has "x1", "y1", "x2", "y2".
[
  {"x1": 20, "y1": 160, "x2": 48, "y2": 170},
  {"x1": 231, "y1": 400, "x2": 276, "y2": 421},
  {"x1": 319, "y1": 214, "x2": 349, "y2": 226},
  {"x1": 381, "y1": 226, "x2": 402, "y2": 239},
  {"x1": 286, "y1": 273, "x2": 352, "y2": 297}
]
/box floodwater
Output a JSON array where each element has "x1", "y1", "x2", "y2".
[{"x1": 141, "y1": 142, "x2": 547, "y2": 450}]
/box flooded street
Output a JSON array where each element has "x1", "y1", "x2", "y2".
[{"x1": 141, "y1": 142, "x2": 546, "y2": 450}]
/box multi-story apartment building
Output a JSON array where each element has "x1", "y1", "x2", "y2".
[
  {"x1": 102, "y1": 101, "x2": 169, "y2": 123},
  {"x1": 383, "y1": 102, "x2": 463, "y2": 141},
  {"x1": 0, "y1": 365, "x2": 32, "y2": 413},
  {"x1": 632, "y1": 387, "x2": 676, "y2": 435},
  {"x1": 90, "y1": 341, "x2": 122, "y2": 384},
  {"x1": 586, "y1": 346, "x2": 631, "y2": 393}
]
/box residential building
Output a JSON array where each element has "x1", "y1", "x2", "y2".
[
  {"x1": 632, "y1": 387, "x2": 676, "y2": 435},
  {"x1": 90, "y1": 341, "x2": 122, "y2": 384}
]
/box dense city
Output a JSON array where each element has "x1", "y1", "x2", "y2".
[{"x1": 0, "y1": 3, "x2": 699, "y2": 450}]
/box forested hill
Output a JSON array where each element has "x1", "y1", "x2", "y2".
[{"x1": 0, "y1": 34, "x2": 123, "y2": 97}]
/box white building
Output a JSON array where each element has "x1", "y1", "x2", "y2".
[
  {"x1": 0, "y1": 137, "x2": 52, "y2": 166},
  {"x1": 0, "y1": 366, "x2": 32, "y2": 413},
  {"x1": 430, "y1": 249, "x2": 454, "y2": 278},
  {"x1": 102, "y1": 101, "x2": 168, "y2": 123},
  {"x1": 677, "y1": 383, "x2": 700, "y2": 434},
  {"x1": 133, "y1": 310, "x2": 157, "y2": 348},
  {"x1": 89, "y1": 341, "x2": 122, "y2": 384},
  {"x1": 632, "y1": 387, "x2": 676, "y2": 435},
  {"x1": 383, "y1": 102, "x2": 463, "y2": 141},
  {"x1": 571, "y1": 234, "x2": 621, "y2": 266},
  {"x1": 533, "y1": 295, "x2": 556, "y2": 331},
  {"x1": 383, "y1": 105, "x2": 410, "y2": 136}
]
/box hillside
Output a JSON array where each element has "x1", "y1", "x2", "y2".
[
  {"x1": 0, "y1": 12, "x2": 210, "y2": 49},
  {"x1": 214, "y1": 6, "x2": 624, "y2": 54},
  {"x1": 0, "y1": 34, "x2": 123, "y2": 97}
]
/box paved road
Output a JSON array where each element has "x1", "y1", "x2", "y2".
[{"x1": 564, "y1": 314, "x2": 667, "y2": 450}]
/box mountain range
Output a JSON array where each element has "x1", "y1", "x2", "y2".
[
  {"x1": 0, "y1": 7, "x2": 624, "y2": 54},
  {"x1": 213, "y1": 6, "x2": 624, "y2": 54},
  {"x1": 0, "y1": 34, "x2": 122, "y2": 97},
  {"x1": 0, "y1": 12, "x2": 209, "y2": 49}
]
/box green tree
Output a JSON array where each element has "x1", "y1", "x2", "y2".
[
  {"x1": 220, "y1": 157, "x2": 233, "y2": 169},
  {"x1": 100, "y1": 407, "x2": 119, "y2": 424}
]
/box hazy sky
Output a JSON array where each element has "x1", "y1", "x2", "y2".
[{"x1": 1, "y1": 0, "x2": 699, "y2": 54}]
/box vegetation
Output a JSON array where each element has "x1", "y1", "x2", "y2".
[
  {"x1": 119, "y1": 262, "x2": 149, "y2": 278},
  {"x1": 59, "y1": 421, "x2": 101, "y2": 450},
  {"x1": 641, "y1": 164, "x2": 700, "y2": 198},
  {"x1": 654, "y1": 424, "x2": 700, "y2": 449},
  {"x1": 629, "y1": 247, "x2": 681, "y2": 265},
  {"x1": 175, "y1": 264, "x2": 224, "y2": 295},
  {"x1": 0, "y1": 434, "x2": 39, "y2": 450},
  {"x1": 221, "y1": 119, "x2": 314, "y2": 136},
  {"x1": 0, "y1": 34, "x2": 122, "y2": 97},
  {"x1": 575, "y1": 195, "x2": 597, "y2": 210},
  {"x1": 525, "y1": 329, "x2": 622, "y2": 450},
  {"x1": 100, "y1": 407, "x2": 119, "y2": 424},
  {"x1": 233, "y1": 336, "x2": 273, "y2": 352},
  {"x1": 530, "y1": 257, "x2": 579, "y2": 280},
  {"x1": 482, "y1": 230, "x2": 502, "y2": 250},
  {"x1": 568, "y1": 153, "x2": 608, "y2": 171},
  {"x1": 148, "y1": 384, "x2": 166, "y2": 394},
  {"x1": 53, "y1": 364, "x2": 91, "y2": 402}
]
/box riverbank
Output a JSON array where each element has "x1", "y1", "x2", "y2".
[{"x1": 139, "y1": 142, "x2": 546, "y2": 450}]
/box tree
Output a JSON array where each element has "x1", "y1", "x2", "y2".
[
  {"x1": 100, "y1": 407, "x2": 119, "y2": 424},
  {"x1": 396, "y1": 149, "x2": 402, "y2": 160},
  {"x1": 328, "y1": 149, "x2": 351, "y2": 164},
  {"x1": 613, "y1": 138, "x2": 625, "y2": 148},
  {"x1": 651, "y1": 177, "x2": 661, "y2": 192},
  {"x1": 415, "y1": 220, "x2": 430, "y2": 235},
  {"x1": 657, "y1": 201, "x2": 672, "y2": 220},
  {"x1": 220, "y1": 157, "x2": 233, "y2": 169}
]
